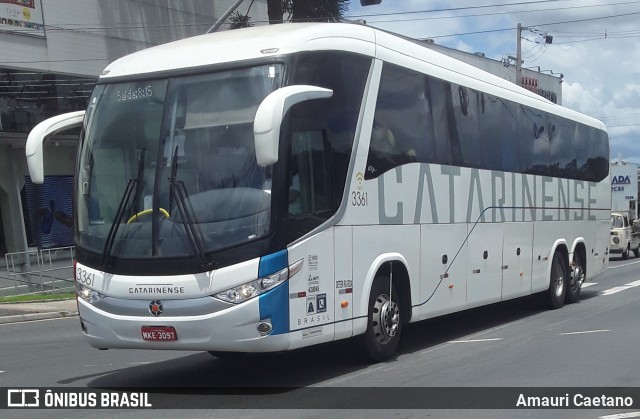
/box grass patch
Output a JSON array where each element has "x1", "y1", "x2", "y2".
[{"x1": 0, "y1": 292, "x2": 75, "y2": 304}]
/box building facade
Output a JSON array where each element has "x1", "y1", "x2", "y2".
[
  {"x1": 0, "y1": 0, "x2": 267, "y2": 257},
  {"x1": 610, "y1": 161, "x2": 638, "y2": 220},
  {"x1": 421, "y1": 41, "x2": 563, "y2": 105}
]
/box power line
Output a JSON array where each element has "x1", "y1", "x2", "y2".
[
  {"x1": 361, "y1": 0, "x2": 640, "y2": 24},
  {"x1": 428, "y1": 9, "x2": 640, "y2": 39},
  {"x1": 346, "y1": 0, "x2": 568, "y2": 18}
]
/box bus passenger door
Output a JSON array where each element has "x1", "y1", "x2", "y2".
[
  {"x1": 466, "y1": 223, "x2": 503, "y2": 306},
  {"x1": 287, "y1": 229, "x2": 335, "y2": 349},
  {"x1": 285, "y1": 127, "x2": 337, "y2": 349}
]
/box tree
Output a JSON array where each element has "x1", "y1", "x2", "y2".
[
  {"x1": 267, "y1": 0, "x2": 349, "y2": 24},
  {"x1": 228, "y1": 11, "x2": 254, "y2": 29}
]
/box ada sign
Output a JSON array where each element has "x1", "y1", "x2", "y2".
[{"x1": 612, "y1": 175, "x2": 631, "y2": 185}]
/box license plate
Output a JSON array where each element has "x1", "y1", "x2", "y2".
[{"x1": 141, "y1": 326, "x2": 177, "y2": 341}]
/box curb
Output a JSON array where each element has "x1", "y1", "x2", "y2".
[{"x1": 0, "y1": 311, "x2": 78, "y2": 325}]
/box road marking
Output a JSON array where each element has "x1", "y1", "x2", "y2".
[
  {"x1": 84, "y1": 362, "x2": 152, "y2": 368},
  {"x1": 582, "y1": 282, "x2": 597, "y2": 288},
  {"x1": 448, "y1": 338, "x2": 503, "y2": 343},
  {"x1": 599, "y1": 413, "x2": 640, "y2": 419},
  {"x1": 602, "y1": 286, "x2": 635, "y2": 295},
  {"x1": 608, "y1": 260, "x2": 640, "y2": 269},
  {"x1": 559, "y1": 329, "x2": 610, "y2": 335},
  {"x1": 601, "y1": 279, "x2": 640, "y2": 295}
]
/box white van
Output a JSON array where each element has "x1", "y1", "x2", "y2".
[{"x1": 610, "y1": 211, "x2": 640, "y2": 259}]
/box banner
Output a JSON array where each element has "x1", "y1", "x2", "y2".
[
  {"x1": 0, "y1": 0, "x2": 45, "y2": 38},
  {"x1": 1, "y1": 387, "x2": 640, "y2": 409},
  {"x1": 23, "y1": 176, "x2": 74, "y2": 249}
]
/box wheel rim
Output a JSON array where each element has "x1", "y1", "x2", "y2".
[
  {"x1": 372, "y1": 294, "x2": 400, "y2": 345},
  {"x1": 573, "y1": 265, "x2": 585, "y2": 289},
  {"x1": 553, "y1": 259, "x2": 564, "y2": 297}
]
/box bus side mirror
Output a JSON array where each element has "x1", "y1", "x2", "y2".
[
  {"x1": 253, "y1": 85, "x2": 332, "y2": 166},
  {"x1": 25, "y1": 111, "x2": 85, "y2": 184}
]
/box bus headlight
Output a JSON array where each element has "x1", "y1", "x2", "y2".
[
  {"x1": 613, "y1": 237, "x2": 620, "y2": 244},
  {"x1": 214, "y1": 267, "x2": 289, "y2": 304},
  {"x1": 76, "y1": 283, "x2": 105, "y2": 304}
]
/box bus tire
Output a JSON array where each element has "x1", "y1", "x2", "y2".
[
  {"x1": 566, "y1": 252, "x2": 585, "y2": 304},
  {"x1": 545, "y1": 251, "x2": 567, "y2": 309},
  {"x1": 363, "y1": 276, "x2": 402, "y2": 362}
]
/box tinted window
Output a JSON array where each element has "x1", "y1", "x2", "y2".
[
  {"x1": 427, "y1": 77, "x2": 453, "y2": 166},
  {"x1": 363, "y1": 62, "x2": 608, "y2": 182},
  {"x1": 366, "y1": 63, "x2": 431, "y2": 179},
  {"x1": 451, "y1": 84, "x2": 481, "y2": 168},
  {"x1": 519, "y1": 106, "x2": 550, "y2": 176},
  {"x1": 286, "y1": 52, "x2": 371, "y2": 238},
  {"x1": 481, "y1": 94, "x2": 519, "y2": 172}
]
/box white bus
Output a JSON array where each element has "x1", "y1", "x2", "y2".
[{"x1": 26, "y1": 23, "x2": 610, "y2": 362}]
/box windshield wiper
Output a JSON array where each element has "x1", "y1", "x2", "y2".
[
  {"x1": 101, "y1": 148, "x2": 145, "y2": 269},
  {"x1": 168, "y1": 146, "x2": 211, "y2": 269},
  {"x1": 130, "y1": 147, "x2": 146, "y2": 214},
  {"x1": 101, "y1": 178, "x2": 136, "y2": 269}
]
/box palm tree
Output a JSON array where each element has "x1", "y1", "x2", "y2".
[
  {"x1": 228, "y1": 10, "x2": 254, "y2": 29},
  {"x1": 267, "y1": 0, "x2": 349, "y2": 24}
]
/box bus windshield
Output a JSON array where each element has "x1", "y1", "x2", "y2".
[{"x1": 76, "y1": 64, "x2": 284, "y2": 261}]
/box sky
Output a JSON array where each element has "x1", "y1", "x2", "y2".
[{"x1": 344, "y1": 0, "x2": 640, "y2": 164}]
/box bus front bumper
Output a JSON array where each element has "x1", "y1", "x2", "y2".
[{"x1": 77, "y1": 297, "x2": 291, "y2": 353}]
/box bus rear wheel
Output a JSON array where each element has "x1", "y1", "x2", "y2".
[
  {"x1": 363, "y1": 276, "x2": 402, "y2": 362},
  {"x1": 566, "y1": 252, "x2": 585, "y2": 304},
  {"x1": 545, "y1": 251, "x2": 567, "y2": 309}
]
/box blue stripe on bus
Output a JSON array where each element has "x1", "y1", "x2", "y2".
[
  {"x1": 258, "y1": 249, "x2": 288, "y2": 277},
  {"x1": 259, "y1": 281, "x2": 290, "y2": 335},
  {"x1": 258, "y1": 249, "x2": 290, "y2": 335}
]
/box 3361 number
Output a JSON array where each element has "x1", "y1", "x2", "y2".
[{"x1": 351, "y1": 191, "x2": 368, "y2": 207}]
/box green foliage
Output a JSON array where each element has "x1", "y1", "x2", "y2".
[
  {"x1": 267, "y1": 0, "x2": 350, "y2": 23},
  {"x1": 0, "y1": 292, "x2": 75, "y2": 303},
  {"x1": 228, "y1": 10, "x2": 254, "y2": 30}
]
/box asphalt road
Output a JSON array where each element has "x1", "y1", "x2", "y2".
[{"x1": 2, "y1": 255, "x2": 640, "y2": 419}]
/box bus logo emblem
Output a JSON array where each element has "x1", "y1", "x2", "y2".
[{"x1": 149, "y1": 300, "x2": 163, "y2": 317}]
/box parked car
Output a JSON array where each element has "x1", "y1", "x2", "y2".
[{"x1": 610, "y1": 211, "x2": 640, "y2": 259}]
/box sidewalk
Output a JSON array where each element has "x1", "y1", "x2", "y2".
[{"x1": 0, "y1": 299, "x2": 78, "y2": 324}]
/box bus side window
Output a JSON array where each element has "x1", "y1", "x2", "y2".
[
  {"x1": 481, "y1": 94, "x2": 519, "y2": 172},
  {"x1": 549, "y1": 115, "x2": 576, "y2": 178},
  {"x1": 426, "y1": 77, "x2": 453, "y2": 166},
  {"x1": 288, "y1": 130, "x2": 332, "y2": 217},
  {"x1": 450, "y1": 84, "x2": 481, "y2": 168},
  {"x1": 519, "y1": 105, "x2": 551, "y2": 176},
  {"x1": 365, "y1": 63, "x2": 432, "y2": 179}
]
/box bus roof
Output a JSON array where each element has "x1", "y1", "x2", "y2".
[
  {"x1": 99, "y1": 22, "x2": 605, "y2": 131},
  {"x1": 100, "y1": 23, "x2": 376, "y2": 79}
]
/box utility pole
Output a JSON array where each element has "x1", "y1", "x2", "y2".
[{"x1": 516, "y1": 22, "x2": 522, "y2": 87}]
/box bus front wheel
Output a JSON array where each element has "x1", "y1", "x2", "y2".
[{"x1": 363, "y1": 276, "x2": 402, "y2": 362}]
